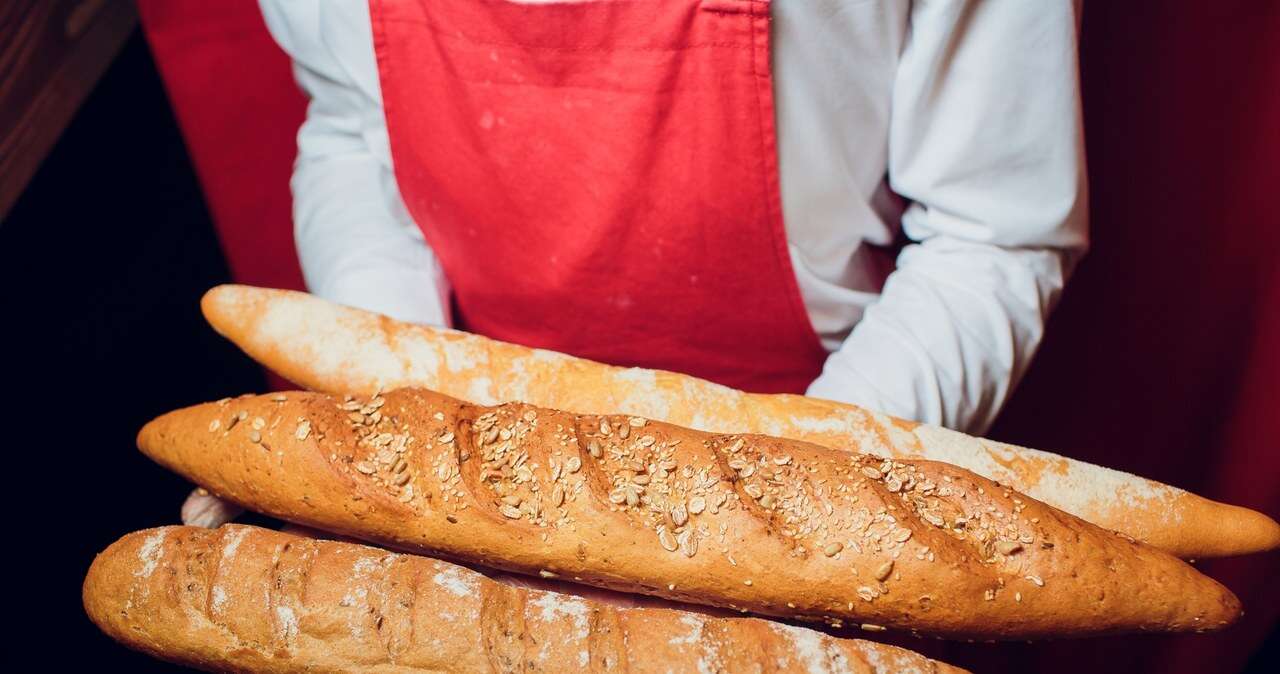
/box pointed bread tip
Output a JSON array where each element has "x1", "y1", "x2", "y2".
[
  {"x1": 1167, "y1": 494, "x2": 1280, "y2": 558},
  {"x1": 1225, "y1": 504, "x2": 1280, "y2": 555},
  {"x1": 201, "y1": 284, "x2": 258, "y2": 338}
]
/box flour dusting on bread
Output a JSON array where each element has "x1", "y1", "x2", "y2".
[{"x1": 133, "y1": 529, "x2": 166, "y2": 578}]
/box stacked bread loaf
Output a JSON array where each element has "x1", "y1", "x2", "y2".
[
  {"x1": 85, "y1": 525, "x2": 967, "y2": 673},
  {"x1": 81, "y1": 285, "x2": 1276, "y2": 672},
  {"x1": 196, "y1": 284, "x2": 1280, "y2": 560},
  {"x1": 129, "y1": 388, "x2": 1240, "y2": 641}
]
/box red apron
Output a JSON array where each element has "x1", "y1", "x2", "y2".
[{"x1": 369, "y1": 0, "x2": 827, "y2": 393}]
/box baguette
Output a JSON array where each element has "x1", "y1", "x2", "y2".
[
  {"x1": 137, "y1": 388, "x2": 1242, "y2": 639},
  {"x1": 85, "y1": 525, "x2": 968, "y2": 673},
  {"x1": 199, "y1": 284, "x2": 1280, "y2": 560}
]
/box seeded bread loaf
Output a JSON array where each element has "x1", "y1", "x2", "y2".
[
  {"x1": 137, "y1": 388, "x2": 1241, "y2": 639},
  {"x1": 85, "y1": 525, "x2": 967, "y2": 673},
  {"x1": 198, "y1": 284, "x2": 1280, "y2": 560}
]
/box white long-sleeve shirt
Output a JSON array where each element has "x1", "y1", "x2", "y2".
[{"x1": 259, "y1": 0, "x2": 1087, "y2": 434}]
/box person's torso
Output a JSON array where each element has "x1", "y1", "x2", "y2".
[{"x1": 267, "y1": 0, "x2": 911, "y2": 350}]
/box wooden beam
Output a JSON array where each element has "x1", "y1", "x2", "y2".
[{"x1": 0, "y1": 0, "x2": 138, "y2": 222}]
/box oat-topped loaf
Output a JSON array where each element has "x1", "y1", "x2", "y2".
[
  {"x1": 137, "y1": 388, "x2": 1242, "y2": 639},
  {"x1": 85, "y1": 525, "x2": 969, "y2": 673},
  {"x1": 199, "y1": 284, "x2": 1280, "y2": 560}
]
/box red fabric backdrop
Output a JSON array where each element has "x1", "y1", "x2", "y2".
[{"x1": 137, "y1": 1, "x2": 1277, "y2": 671}]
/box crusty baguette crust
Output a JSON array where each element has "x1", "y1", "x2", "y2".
[
  {"x1": 137, "y1": 389, "x2": 1241, "y2": 639},
  {"x1": 84, "y1": 525, "x2": 969, "y2": 673},
  {"x1": 199, "y1": 285, "x2": 1280, "y2": 559}
]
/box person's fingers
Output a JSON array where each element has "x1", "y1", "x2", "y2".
[{"x1": 180, "y1": 488, "x2": 243, "y2": 528}]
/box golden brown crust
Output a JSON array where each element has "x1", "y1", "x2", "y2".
[
  {"x1": 137, "y1": 389, "x2": 1241, "y2": 639},
  {"x1": 199, "y1": 284, "x2": 1280, "y2": 559},
  {"x1": 84, "y1": 525, "x2": 969, "y2": 673}
]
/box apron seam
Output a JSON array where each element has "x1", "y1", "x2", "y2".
[
  {"x1": 383, "y1": 17, "x2": 752, "y2": 52},
  {"x1": 747, "y1": 0, "x2": 828, "y2": 370}
]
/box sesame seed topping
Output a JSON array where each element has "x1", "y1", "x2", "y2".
[
  {"x1": 996, "y1": 541, "x2": 1023, "y2": 556},
  {"x1": 874, "y1": 560, "x2": 894, "y2": 581},
  {"x1": 671, "y1": 504, "x2": 689, "y2": 527},
  {"x1": 657, "y1": 526, "x2": 678, "y2": 552},
  {"x1": 823, "y1": 542, "x2": 843, "y2": 557},
  {"x1": 678, "y1": 530, "x2": 698, "y2": 558}
]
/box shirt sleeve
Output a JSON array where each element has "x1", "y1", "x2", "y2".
[
  {"x1": 258, "y1": 0, "x2": 450, "y2": 326},
  {"x1": 805, "y1": 0, "x2": 1088, "y2": 434}
]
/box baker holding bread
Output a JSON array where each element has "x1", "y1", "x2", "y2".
[{"x1": 184, "y1": 0, "x2": 1086, "y2": 524}]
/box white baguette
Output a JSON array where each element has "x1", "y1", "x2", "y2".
[{"x1": 199, "y1": 284, "x2": 1280, "y2": 559}]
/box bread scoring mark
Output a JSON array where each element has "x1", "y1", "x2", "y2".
[
  {"x1": 693, "y1": 618, "x2": 722, "y2": 674},
  {"x1": 275, "y1": 605, "x2": 299, "y2": 641},
  {"x1": 857, "y1": 638, "x2": 931, "y2": 674},
  {"x1": 668, "y1": 613, "x2": 704, "y2": 646},
  {"x1": 133, "y1": 529, "x2": 168, "y2": 578},
  {"x1": 530, "y1": 590, "x2": 591, "y2": 638},
  {"x1": 527, "y1": 590, "x2": 592, "y2": 665},
  {"x1": 220, "y1": 525, "x2": 249, "y2": 561},
  {"x1": 770, "y1": 623, "x2": 834, "y2": 674},
  {"x1": 432, "y1": 564, "x2": 476, "y2": 597},
  {"x1": 211, "y1": 586, "x2": 228, "y2": 613}
]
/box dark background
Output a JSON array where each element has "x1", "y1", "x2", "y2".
[
  {"x1": 7, "y1": 27, "x2": 1277, "y2": 674},
  {"x1": 5, "y1": 34, "x2": 272, "y2": 671}
]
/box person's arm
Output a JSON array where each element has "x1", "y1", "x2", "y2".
[
  {"x1": 184, "y1": 2, "x2": 449, "y2": 529},
  {"x1": 806, "y1": 0, "x2": 1088, "y2": 435},
  {"x1": 261, "y1": 0, "x2": 449, "y2": 325}
]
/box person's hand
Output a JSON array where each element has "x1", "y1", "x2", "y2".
[{"x1": 180, "y1": 487, "x2": 243, "y2": 528}]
